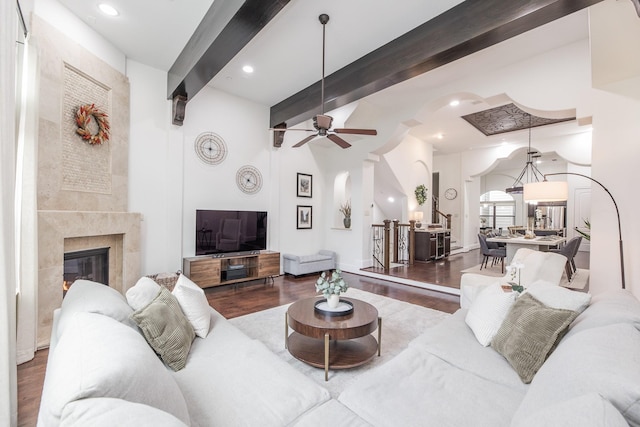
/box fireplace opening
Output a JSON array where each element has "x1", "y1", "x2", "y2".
[{"x1": 63, "y1": 247, "x2": 110, "y2": 296}]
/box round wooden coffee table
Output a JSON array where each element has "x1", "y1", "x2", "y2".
[{"x1": 285, "y1": 297, "x2": 381, "y2": 381}]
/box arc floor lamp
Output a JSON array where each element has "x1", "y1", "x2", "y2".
[{"x1": 524, "y1": 172, "x2": 625, "y2": 289}]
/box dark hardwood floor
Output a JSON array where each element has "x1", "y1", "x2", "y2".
[
  {"x1": 361, "y1": 248, "x2": 486, "y2": 289},
  {"x1": 17, "y1": 248, "x2": 588, "y2": 426}
]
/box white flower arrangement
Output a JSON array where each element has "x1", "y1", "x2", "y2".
[
  {"x1": 506, "y1": 261, "x2": 525, "y2": 293},
  {"x1": 315, "y1": 269, "x2": 348, "y2": 298}
]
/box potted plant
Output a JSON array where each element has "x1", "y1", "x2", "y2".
[
  {"x1": 339, "y1": 200, "x2": 351, "y2": 229},
  {"x1": 415, "y1": 184, "x2": 428, "y2": 206},
  {"x1": 506, "y1": 261, "x2": 525, "y2": 293},
  {"x1": 315, "y1": 269, "x2": 349, "y2": 308},
  {"x1": 574, "y1": 218, "x2": 591, "y2": 241}
]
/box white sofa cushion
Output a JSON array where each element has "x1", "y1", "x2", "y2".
[
  {"x1": 172, "y1": 274, "x2": 211, "y2": 338},
  {"x1": 512, "y1": 323, "x2": 640, "y2": 426},
  {"x1": 339, "y1": 346, "x2": 525, "y2": 427},
  {"x1": 131, "y1": 287, "x2": 195, "y2": 371},
  {"x1": 126, "y1": 276, "x2": 161, "y2": 310},
  {"x1": 56, "y1": 279, "x2": 138, "y2": 341},
  {"x1": 565, "y1": 289, "x2": 640, "y2": 340},
  {"x1": 465, "y1": 283, "x2": 517, "y2": 346},
  {"x1": 513, "y1": 393, "x2": 629, "y2": 427},
  {"x1": 172, "y1": 338, "x2": 330, "y2": 426},
  {"x1": 410, "y1": 310, "x2": 527, "y2": 391},
  {"x1": 60, "y1": 398, "x2": 189, "y2": 427},
  {"x1": 524, "y1": 280, "x2": 591, "y2": 313},
  {"x1": 38, "y1": 312, "x2": 190, "y2": 426},
  {"x1": 292, "y1": 399, "x2": 371, "y2": 427}
]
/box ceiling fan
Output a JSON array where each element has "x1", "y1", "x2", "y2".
[{"x1": 273, "y1": 14, "x2": 377, "y2": 149}]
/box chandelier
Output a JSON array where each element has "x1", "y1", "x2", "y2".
[{"x1": 505, "y1": 114, "x2": 544, "y2": 195}]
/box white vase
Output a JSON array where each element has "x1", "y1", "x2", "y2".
[{"x1": 326, "y1": 294, "x2": 340, "y2": 308}]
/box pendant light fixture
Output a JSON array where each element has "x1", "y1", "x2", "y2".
[{"x1": 505, "y1": 114, "x2": 544, "y2": 195}]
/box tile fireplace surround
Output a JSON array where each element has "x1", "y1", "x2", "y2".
[
  {"x1": 37, "y1": 211, "x2": 141, "y2": 347},
  {"x1": 33, "y1": 17, "x2": 141, "y2": 348}
]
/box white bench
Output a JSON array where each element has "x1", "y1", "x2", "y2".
[{"x1": 282, "y1": 250, "x2": 337, "y2": 277}]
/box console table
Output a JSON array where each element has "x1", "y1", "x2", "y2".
[{"x1": 183, "y1": 251, "x2": 280, "y2": 288}]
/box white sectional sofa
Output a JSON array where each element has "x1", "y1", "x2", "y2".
[
  {"x1": 339, "y1": 286, "x2": 640, "y2": 426},
  {"x1": 38, "y1": 278, "x2": 640, "y2": 426},
  {"x1": 37, "y1": 279, "x2": 337, "y2": 426}
]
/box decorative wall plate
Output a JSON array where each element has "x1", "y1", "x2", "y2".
[
  {"x1": 194, "y1": 132, "x2": 227, "y2": 165},
  {"x1": 236, "y1": 165, "x2": 263, "y2": 194}
]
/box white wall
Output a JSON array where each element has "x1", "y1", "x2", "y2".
[
  {"x1": 272, "y1": 136, "x2": 325, "y2": 259},
  {"x1": 384, "y1": 134, "x2": 433, "y2": 221},
  {"x1": 127, "y1": 60, "x2": 183, "y2": 274},
  {"x1": 179, "y1": 87, "x2": 273, "y2": 259},
  {"x1": 587, "y1": 0, "x2": 640, "y2": 297},
  {"x1": 433, "y1": 153, "x2": 462, "y2": 241},
  {"x1": 33, "y1": 0, "x2": 125, "y2": 73},
  {"x1": 590, "y1": 90, "x2": 640, "y2": 295}
]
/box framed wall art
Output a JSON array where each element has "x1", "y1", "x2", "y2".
[
  {"x1": 296, "y1": 205, "x2": 312, "y2": 229},
  {"x1": 297, "y1": 173, "x2": 312, "y2": 198}
]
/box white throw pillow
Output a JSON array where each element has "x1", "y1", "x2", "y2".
[
  {"x1": 525, "y1": 280, "x2": 591, "y2": 313},
  {"x1": 465, "y1": 283, "x2": 517, "y2": 346},
  {"x1": 172, "y1": 274, "x2": 211, "y2": 338},
  {"x1": 126, "y1": 277, "x2": 161, "y2": 311}
]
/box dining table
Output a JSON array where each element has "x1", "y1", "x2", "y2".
[{"x1": 486, "y1": 234, "x2": 566, "y2": 264}]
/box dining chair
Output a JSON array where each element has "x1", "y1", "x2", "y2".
[
  {"x1": 550, "y1": 236, "x2": 583, "y2": 281},
  {"x1": 478, "y1": 234, "x2": 506, "y2": 273}
]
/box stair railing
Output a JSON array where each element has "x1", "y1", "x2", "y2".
[
  {"x1": 434, "y1": 208, "x2": 452, "y2": 229},
  {"x1": 371, "y1": 220, "x2": 416, "y2": 270}
]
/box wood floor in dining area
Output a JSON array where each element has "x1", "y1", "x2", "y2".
[
  {"x1": 16, "y1": 247, "x2": 588, "y2": 426},
  {"x1": 362, "y1": 247, "x2": 589, "y2": 290}
]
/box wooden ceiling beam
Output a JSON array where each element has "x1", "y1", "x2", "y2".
[
  {"x1": 167, "y1": 0, "x2": 290, "y2": 103},
  {"x1": 269, "y1": 0, "x2": 603, "y2": 128}
]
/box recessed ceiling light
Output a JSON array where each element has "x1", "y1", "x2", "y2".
[
  {"x1": 387, "y1": 197, "x2": 395, "y2": 203},
  {"x1": 435, "y1": 133, "x2": 444, "y2": 140},
  {"x1": 449, "y1": 100, "x2": 460, "y2": 107},
  {"x1": 98, "y1": 3, "x2": 119, "y2": 16},
  {"x1": 242, "y1": 65, "x2": 254, "y2": 74}
]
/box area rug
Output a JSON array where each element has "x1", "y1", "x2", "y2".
[
  {"x1": 228, "y1": 288, "x2": 450, "y2": 397},
  {"x1": 460, "y1": 264, "x2": 589, "y2": 290},
  {"x1": 460, "y1": 264, "x2": 504, "y2": 277}
]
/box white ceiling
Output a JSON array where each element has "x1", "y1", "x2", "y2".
[
  {"x1": 57, "y1": 0, "x2": 590, "y2": 162},
  {"x1": 57, "y1": 0, "x2": 215, "y2": 71}
]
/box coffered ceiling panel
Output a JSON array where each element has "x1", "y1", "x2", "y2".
[{"x1": 461, "y1": 103, "x2": 575, "y2": 136}]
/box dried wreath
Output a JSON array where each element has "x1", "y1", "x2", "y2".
[{"x1": 75, "y1": 104, "x2": 110, "y2": 145}]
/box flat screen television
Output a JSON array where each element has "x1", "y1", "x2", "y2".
[{"x1": 195, "y1": 210, "x2": 267, "y2": 256}]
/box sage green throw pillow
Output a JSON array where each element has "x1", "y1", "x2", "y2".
[
  {"x1": 131, "y1": 287, "x2": 195, "y2": 371},
  {"x1": 491, "y1": 293, "x2": 578, "y2": 383}
]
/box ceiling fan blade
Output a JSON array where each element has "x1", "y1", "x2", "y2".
[
  {"x1": 327, "y1": 133, "x2": 351, "y2": 149},
  {"x1": 270, "y1": 128, "x2": 316, "y2": 132},
  {"x1": 292, "y1": 134, "x2": 318, "y2": 148},
  {"x1": 333, "y1": 128, "x2": 378, "y2": 136}
]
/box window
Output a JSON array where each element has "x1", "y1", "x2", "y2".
[{"x1": 480, "y1": 191, "x2": 515, "y2": 231}]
